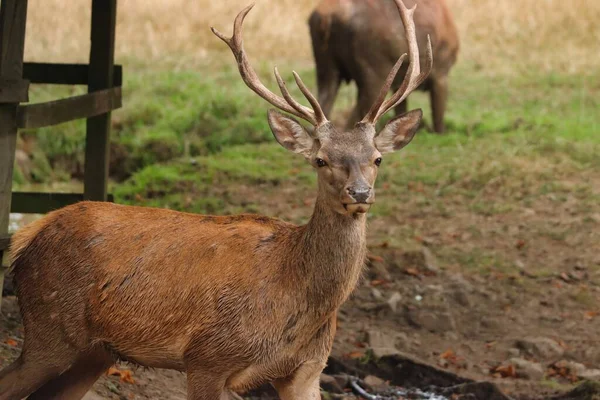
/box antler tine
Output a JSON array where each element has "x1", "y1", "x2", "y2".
[
  {"x1": 292, "y1": 71, "x2": 327, "y2": 126},
  {"x1": 274, "y1": 67, "x2": 313, "y2": 120},
  {"x1": 211, "y1": 4, "x2": 327, "y2": 127},
  {"x1": 361, "y1": 0, "x2": 434, "y2": 125},
  {"x1": 361, "y1": 53, "x2": 408, "y2": 124}
]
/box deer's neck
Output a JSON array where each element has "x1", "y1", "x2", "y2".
[{"x1": 292, "y1": 194, "x2": 368, "y2": 312}]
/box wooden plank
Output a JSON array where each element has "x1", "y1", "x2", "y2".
[
  {"x1": 0, "y1": 78, "x2": 28, "y2": 102},
  {"x1": 23, "y1": 62, "x2": 122, "y2": 86},
  {"x1": 16, "y1": 86, "x2": 121, "y2": 129},
  {"x1": 84, "y1": 0, "x2": 117, "y2": 201},
  {"x1": 0, "y1": 0, "x2": 28, "y2": 310},
  {"x1": 0, "y1": 234, "x2": 10, "y2": 251},
  {"x1": 11, "y1": 192, "x2": 114, "y2": 214}
]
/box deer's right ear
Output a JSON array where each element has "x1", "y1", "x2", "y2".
[{"x1": 268, "y1": 109, "x2": 315, "y2": 157}]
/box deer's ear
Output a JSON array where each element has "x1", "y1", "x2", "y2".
[
  {"x1": 374, "y1": 109, "x2": 422, "y2": 154},
  {"x1": 268, "y1": 109, "x2": 314, "y2": 157}
]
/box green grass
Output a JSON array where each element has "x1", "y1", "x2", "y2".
[{"x1": 16, "y1": 64, "x2": 600, "y2": 216}]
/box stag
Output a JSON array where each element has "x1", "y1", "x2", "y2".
[
  {"x1": 309, "y1": 0, "x2": 458, "y2": 133},
  {"x1": 0, "y1": 1, "x2": 432, "y2": 399}
]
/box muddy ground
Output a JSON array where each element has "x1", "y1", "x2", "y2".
[{"x1": 1, "y1": 174, "x2": 599, "y2": 399}]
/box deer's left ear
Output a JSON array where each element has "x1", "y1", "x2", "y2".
[{"x1": 374, "y1": 109, "x2": 422, "y2": 154}]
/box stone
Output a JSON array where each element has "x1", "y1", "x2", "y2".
[
  {"x1": 363, "y1": 375, "x2": 389, "y2": 392},
  {"x1": 367, "y1": 330, "x2": 399, "y2": 358},
  {"x1": 405, "y1": 309, "x2": 456, "y2": 333},
  {"x1": 515, "y1": 337, "x2": 564, "y2": 360},
  {"x1": 507, "y1": 357, "x2": 545, "y2": 380},
  {"x1": 320, "y1": 373, "x2": 344, "y2": 393},
  {"x1": 83, "y1": 393, "x2": 105, "y2": 400},
  {"x1": 554, "y1": 360, "x2": 586, "y2": 376},
  {"x1": 371, "y1": 288, "x2": 384, "y2": 301},
  {"x1": 387, "y1": 292, "x2": 402, "y2": 313},
  {"x1": 421, "y1": 246, "x2": 439, "y2": 273},
  {"x1": 579, "y1": 369, "x2": 600, "y2": 381},
  {"x1": 507, "y1": 348, "x2": 521, "y2": 358}
]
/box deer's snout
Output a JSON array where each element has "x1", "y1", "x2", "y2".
[{"x1": 346, "y1": 186, "x2": 372, "y2": 203}]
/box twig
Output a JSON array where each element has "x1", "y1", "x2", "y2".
[{"x1": 350, "y1": 379, "x2": 378, "y2": 400}]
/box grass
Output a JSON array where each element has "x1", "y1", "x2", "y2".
[{"x1": 25, "y1": 0, "x2": 600, "y2": 74}]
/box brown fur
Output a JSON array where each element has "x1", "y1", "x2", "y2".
[{"x1": 309, "y1": 0, "x2": 459, "y2": 133}]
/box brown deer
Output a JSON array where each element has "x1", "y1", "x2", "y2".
[
  {"x1": 0, "y1": 1, "x2": 431, "y2": 399},
  {"x1": 309, "y1": 0, "x2": 459, "y2": 133}
]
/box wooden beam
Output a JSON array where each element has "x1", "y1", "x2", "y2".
[
  {"x1": 23, "y1": 62, "x2": 122, "y2": 86},
  {"x1": 0, "y1": 234, "x2": 10, "y2": 252},
  {"x1": 0, "y1": 78, "x2": 28, "y2": 102},
  {"x1": 16, "y1": 86, "x2": 121, "y2": 129},
  {"x1": 0, "y1": 0, "x2": 28, "y2": 309},
  {"x1": 84, "y1": 0, "x2": 117, "y2": 201},
  {"x1": 11, "y1": 192, "x2": 114, "y2": 214}
]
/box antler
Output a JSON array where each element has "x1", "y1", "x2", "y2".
[
  {"x1": 211, "y1": 4, "x2": 327, "y2": 128},
  {"x1": 361, "y1": 0, "x2": 434, "y2": 125}
]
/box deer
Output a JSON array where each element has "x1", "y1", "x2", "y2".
[
  {"x1": 0, "y1": 1, "x2": 432, "y2": 399},
  {"x1": 309, "y1": 0, "x2": 458, "y2": 133}
]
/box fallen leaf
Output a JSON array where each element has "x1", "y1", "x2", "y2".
[
  {"x1": 584, "y1": 311, "x2": 599, "y2": 320},
  {"x1": 440, "y1": 349, "x2": 455, "y2": 360},
  {"x1": 493, "y1": 364, "x2": 517, "y2": 378},
  {"x1": 107, "y1": 366, "x2": 135, "y2": 384},
  {"x1": 370, "y1": 279, "x2": 389, "y2": 287},
  {"x1": 345, "y1": 351, "x2": 364, "y2": 359},
  {"x1": 404, "y1": 267, "x2": 420, "y2": 277},
  {"x1": 4, "y1": 339, "x2": 18, "y2": 347},
  {"x1": 367, "y1": 254, "x2": 384, "y2": 263},
  {"x1": 120, "y1": 370, "x2": 135, "y2": 384}
]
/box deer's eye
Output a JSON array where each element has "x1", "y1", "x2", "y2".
[
  {"x1": 374, "y1": 157, "x2": 383, "y2": 167},
  {"x1": 316, "y1": 158, "x2": 328, "y2": 168}
]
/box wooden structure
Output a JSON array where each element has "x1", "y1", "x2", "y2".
[{"x1": 0, "y1": 0, "x2": 122, "y2": 307}]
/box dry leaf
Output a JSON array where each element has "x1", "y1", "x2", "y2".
[
  {"x1": 370, "y1": 279, "x2": 389, "y2": 287},
  {"x1": 4, "y1": 339, "x2": 18, "y2": 347},
  {"x1": 584, "y1": 311, "x2": 599, "y2": 320},
  {"x1": 120, "y1": 370, "x2": 135, "y2": 384},
  {"x1": 404, "y1": 267, "x2": 420, "y2": 277},
  {"x1": 493, "y1": 364, "x2": 517, "y2": 378},
  {"x1": 107, "y1": 366, "x2": 135, "y2": 384},
  {"x1": 440, "y1": 349, "x2": 455, "y2": 360},
  {"x1": 346, "y1": 351, "x2": 364, "y2": 359},
  {"x1": 367, "y1": 254, "x2": 384, "y2": 263}
]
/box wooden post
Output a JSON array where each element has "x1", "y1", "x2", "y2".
[
  {"x1": 0, "y1": 0, "x2": 28, "y2": 309},
  {"x1": 84, "y1": 0, "x2": 116, "y2": 201}
]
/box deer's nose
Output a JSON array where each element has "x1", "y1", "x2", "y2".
[{"x1": 347, "y1": 186, "x2": 371, "y2": 203}]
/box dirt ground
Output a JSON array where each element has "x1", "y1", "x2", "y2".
[{"x1": 1, "y1": 174, "x2": 599, "y2": 399}]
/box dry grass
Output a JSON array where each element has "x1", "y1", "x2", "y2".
[{"x1": 25, "y1": 0, "x2": 600, "y2": 74}]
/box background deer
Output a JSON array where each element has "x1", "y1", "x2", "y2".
[
  {"x1": 309, "y1": 0, "x2": 458, "y2": 133},
  {"x1": 0, "y1": 1, "x2": 431, "y2": 399}
]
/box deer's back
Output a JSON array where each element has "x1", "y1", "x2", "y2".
[{"x1": 310, "y1": 0, "x2": 459, "y2": 80}]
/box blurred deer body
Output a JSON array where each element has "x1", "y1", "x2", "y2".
[
  {"x1": 0, "y1": 1, "x2": 432, "y2": 399},
  {"x1": 309, "y1": 0, "x2": 459, "y2": 132}
]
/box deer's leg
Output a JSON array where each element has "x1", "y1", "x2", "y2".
[
  {"x1": 186, "y1": 367, "x2": 230, "y2": 400},
  {"x1": 272, "y1": 361, "x2": 324, "y2": 400},
  {"x1": 313, "y1": 48, "x2": 341, "y2": 117},
  {"x1": 430, "y1": 75, "x2": 448, "y2": 134},
  {"x1": 27, "y1": 348, "x2": 114, "y2": 400},
  {"x1": 0, "y1": 352, "x2": 76, "y2": 400},
  {"x1": 346, "y1": 75, "x2": 385, "y2": 129}
]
